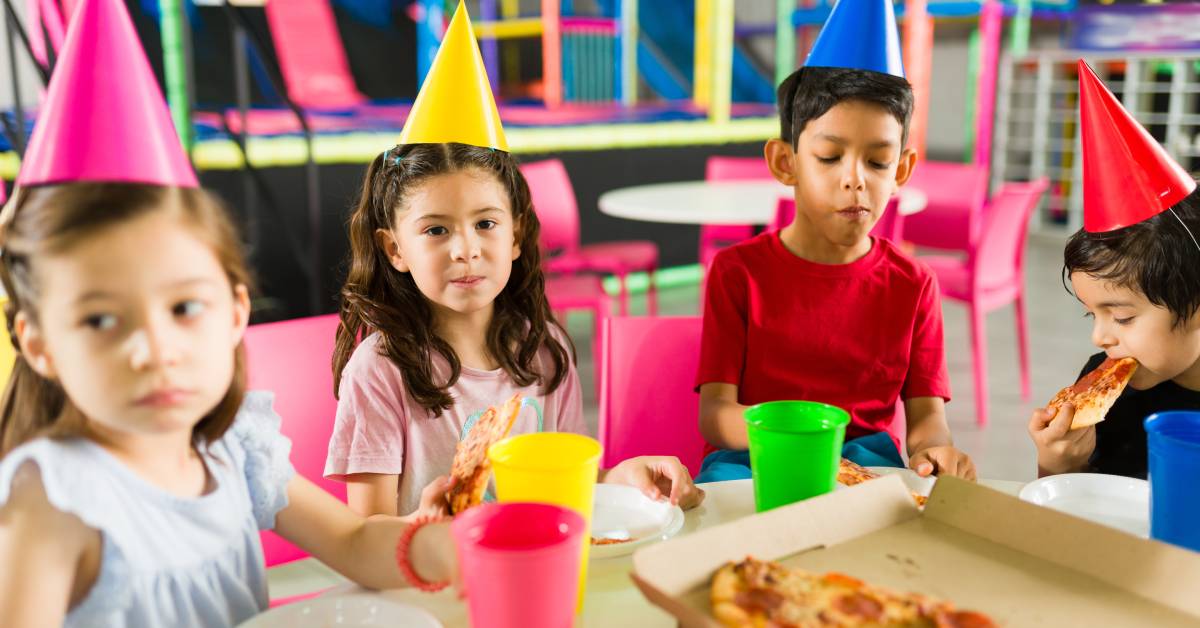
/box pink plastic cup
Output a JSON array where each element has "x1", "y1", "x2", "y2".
[{"x1": 451, "y1": 502, "x2": 586, "y2": 628}]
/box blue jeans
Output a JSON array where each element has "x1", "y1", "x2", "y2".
[{"x1": 695, "y1": 431, "x2": 904, "y2": 484}]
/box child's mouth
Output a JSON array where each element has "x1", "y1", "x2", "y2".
[
  {"x1": 837, "y1": 206, "x2": 870, "y2": 220},
  {"x1": 451, "y1": 275, "x2": 485, "y2": 288}
]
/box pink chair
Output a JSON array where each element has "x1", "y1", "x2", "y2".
[
  {"x1": 598, "y1": 316, "x2": 707, "y2": 475},
  {"x1": 243, "y1": 313, "x2": 344, "y2": 567},
  {"x1": 769, "y1": 197, "x2": 903, "y2": 242},
  {"x1": 545, "y1": 274, "x2": 610, "y2": 361},
  {"x1": 264, "y1": 0, "x2": 368, "y2": 110},
  {"x1": 520, "y1": 159, "x2": 659, "y2": 316},
  {"x1": 920, "y1": 178, "x2": 1049, "y2": 427},
  {"x1": 701, "y1": 157, "x2": 767, "y2": 270},
  {"x1": 900, "y1": 161, "x2": 990, "y2": 252}
]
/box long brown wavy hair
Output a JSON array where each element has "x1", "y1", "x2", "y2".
[
  {"x1": 334, "y1": 143, "x2": 572, "y2": 417},
  {"x1": 0, "y1": 183, "x2": 252, "y2": 457}
]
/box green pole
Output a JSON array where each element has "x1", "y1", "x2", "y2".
[
  {"x1": 1010, "y1": 0, "x2": 1031, "y2": 57},
  {"x1": 159, "y1": 0, "x2": 192, "y2": 153},
  {"x1": 963, "y1": 27, "x2": 980, "y2": 163},
  {"x1": 775, "y1": 0, "x2": 795, "y2": 88}
]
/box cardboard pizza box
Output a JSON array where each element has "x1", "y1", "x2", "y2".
[{"x1": 631, "y1": 476, "x2": 1200, "y2": 627}]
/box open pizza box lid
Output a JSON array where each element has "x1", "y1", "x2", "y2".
[{"x1": 631, "y1": 476, "x2": 1200, "y2": 627}]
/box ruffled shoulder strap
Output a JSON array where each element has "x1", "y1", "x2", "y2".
[{"x1": 219, "y1": 391, "x2": 297, "y2": 530}]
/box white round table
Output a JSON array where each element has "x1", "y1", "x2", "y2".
[
  {"x1": 597, "y1": 180, "x2": 928, "y2": 226},
  {"x1": 254, "y1": 477, "x2": 1022, "y2": 627}
]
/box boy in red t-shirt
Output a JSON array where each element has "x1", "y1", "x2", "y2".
[{"x1": 695, "y1": 0, "x2": 975, "y2": 483}]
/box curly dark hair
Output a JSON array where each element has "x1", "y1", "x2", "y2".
[
  {"x1": 333, "y1": 142, "x2": 573, "y2": 416},
  {"x1": 1064, "y1": 187, "x2": 1200, "y2": 327}
]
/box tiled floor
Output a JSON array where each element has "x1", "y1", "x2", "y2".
[{"x1": 562, "y1": 233, "x2": 1097, "y2": 484}]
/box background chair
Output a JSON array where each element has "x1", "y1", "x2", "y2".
[
  {"x1": 521, "y1": 159, "x2": 659, "y2": 316},
  {"x1": 920, "y1": 177, "x2": 1049, "y2": 427},
  {"x1": 700, "y1": 156, "x2": 767, "y2": 270},
  {"x1": 243, "y1": 313, "x2": 343, "y2": 567},
  {"x1": 597, "y1": 316, "x2": 707, "y2": 475}
]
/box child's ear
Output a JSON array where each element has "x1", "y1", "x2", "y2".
[
  {"x1": 230, "y1": 284, "x2": 251, "y2": 347},
  {"x1": 764, "y1": 139, "x2": 798, "y2": 186},
  {"x1": 374, "y1": 228, "x2": 409, "y2": 273},
  {"x1": 893, "y1": 147, "x2": 918, "y2": 187},
  {"x1": 14, "y1": 312, "x2": 55, "y2": 379}
]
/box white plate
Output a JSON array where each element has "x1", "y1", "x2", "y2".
[
  {"x1": 1019, "y1": 473, "x2": 1149, "y2": 537},
  {"x1": 589, "y1": 483, "x2": 685, "y2": 559},
  {"x1": 834, "y1": 466, "x2": 935, "y2": 498},
  {"x1": 238, "y1": 593, "x2": 442, "y2": 628}
]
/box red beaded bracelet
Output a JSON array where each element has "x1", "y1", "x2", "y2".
[{"x1": 395, "y1": 515, "x2": 451, "y2": 592}]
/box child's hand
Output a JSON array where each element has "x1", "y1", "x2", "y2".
[
  {"x1": 409, "y1": 475, "x2": 454, "y2": 521},
  {"x1": 909, "y1": 446, "x2": 977, "y2": 480},
  {"x1": 1028, "y1": 404, "x2": 1095, "y2": 476},
  {"x1": 603, "y1": 456, "x2": 706, "y2": 510}
]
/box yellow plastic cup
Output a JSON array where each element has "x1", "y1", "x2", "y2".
[{"x1": 488, "y1": 432, "x2": 602, "y2": 612}]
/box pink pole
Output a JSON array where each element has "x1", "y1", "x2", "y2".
[{"x1": 973, "y1": 0, "x2": 1002, "y2": 174}]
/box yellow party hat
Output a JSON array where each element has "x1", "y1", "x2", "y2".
[{"x1": 398, "y1": 0, "x2": 507, "y2": 151}]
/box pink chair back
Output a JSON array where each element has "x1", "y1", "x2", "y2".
[
  {"x1": 902, "y1": 161, "x2": 990, "y2": 250},
  {"x1": 972, "y1": 178, "x2": 1049, "y2": 290},
  {"x1": 519, "y1": 159, "x2": 581, "y2": 256},
  {"x1": 265, "y1": 0, "x2": 367, "y2": 109},
  {"x1": 243, "y1": 313, "x2": 344, "y2": 566},
  {"x1": 598, "y1": 316, "x2": 707, "y2": 475},
  {"x1": 703, "y1": 156, "x2": 765, "y2": 245},
  {"x1": 768, "y1": 197, "x2": 901, "y2": 242}
]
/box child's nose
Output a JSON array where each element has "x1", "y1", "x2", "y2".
[
  {"x1": 841, "y1": 163, "x2": 866, "y2": 191},
  {"x1": 1091, "y1": 321, "x2": 1117, "y2": 351},
  {"x1": 128, "y1": 322, "x2": 181, "y2": 371},
  {"x1": 450, "y1": 232, "x2": 482, "y2": 261}
]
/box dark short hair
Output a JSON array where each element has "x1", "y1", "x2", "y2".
[
  {"x1": 1063, "y1": 187, "x2": 1200, "y2": 326},
  {"x1": 777, "y1": 66, "x2": 914, "y2": 148}
]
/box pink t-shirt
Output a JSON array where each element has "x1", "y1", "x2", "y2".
[{"x1": 324, "y1": 331, "x2": 585, "y2": 515}]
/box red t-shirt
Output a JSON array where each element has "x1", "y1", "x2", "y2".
[{"x1": 696, "y1": 231, "x2": 950, "y2": 453}]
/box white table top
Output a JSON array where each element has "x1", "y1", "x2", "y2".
[
  {"x1": 597, "y1": 180, "x2": 928, "y2": 226},
  {"x1": 256, "y1": 477, "x2": 1023, "y2": 627}
]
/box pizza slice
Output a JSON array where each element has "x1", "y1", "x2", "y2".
[
  {"x1": 446, "y1": 394, "x2": 524, "y2": 515},
  {"x1": 1046, "y1": 357, "x2": 1138, "y2": 430},
  {"x1": 838, "y1": 459, "x2": 928, "y2": 508},
  {"x1": 711, "y1": 556, "x2": 996, "y2": 628}
]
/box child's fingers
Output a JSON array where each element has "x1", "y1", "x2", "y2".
[
  {"x1": 1046, "y1": 404, "x2": 1076, "y2": 437},
  {"x1": 1028, "y1": 407, "x2": 1056, "y2": 434}
]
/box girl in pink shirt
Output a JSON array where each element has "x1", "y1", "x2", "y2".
[{"x1": 325, "y1": 143, "x2": 704, "y2": 517}]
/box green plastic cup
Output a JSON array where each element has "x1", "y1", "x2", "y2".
[{"x1": 744, "y1": 400, "x2": 850, "y2": 512}]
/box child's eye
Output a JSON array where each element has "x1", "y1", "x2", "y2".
[
  {"x1": 1114, "y1": 316, "x2": 1135, "y2": 326},
  {"x1": 423, "y1": 226, "x2": 448, "y2": 237},
  {"x1": 82, "y1": 313, "x2": 118, "y2": 331},
  {"x1": 869, "y1": 161, "x2": 890, "y2": 170},
  {"x1": 477, "y1": 219, "x2": 497, "y2": 230},
  {"x1": 816, "y1": 155, "x2": 840, "y2": 164},
  {"x1": 173, "y1": 300, "x2": 206, "y2": 318},
  {"x1": 1083, "y1": 312, "x2": 1095, "y2": 319}
]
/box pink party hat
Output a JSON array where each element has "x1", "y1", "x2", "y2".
[{"x1": 17, "y1": 0, "x2": 197, "y2": 187}]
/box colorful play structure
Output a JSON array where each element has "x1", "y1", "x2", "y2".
[{"x1": 1, "y1": 0, "x2": 1074, "y2": 174}]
